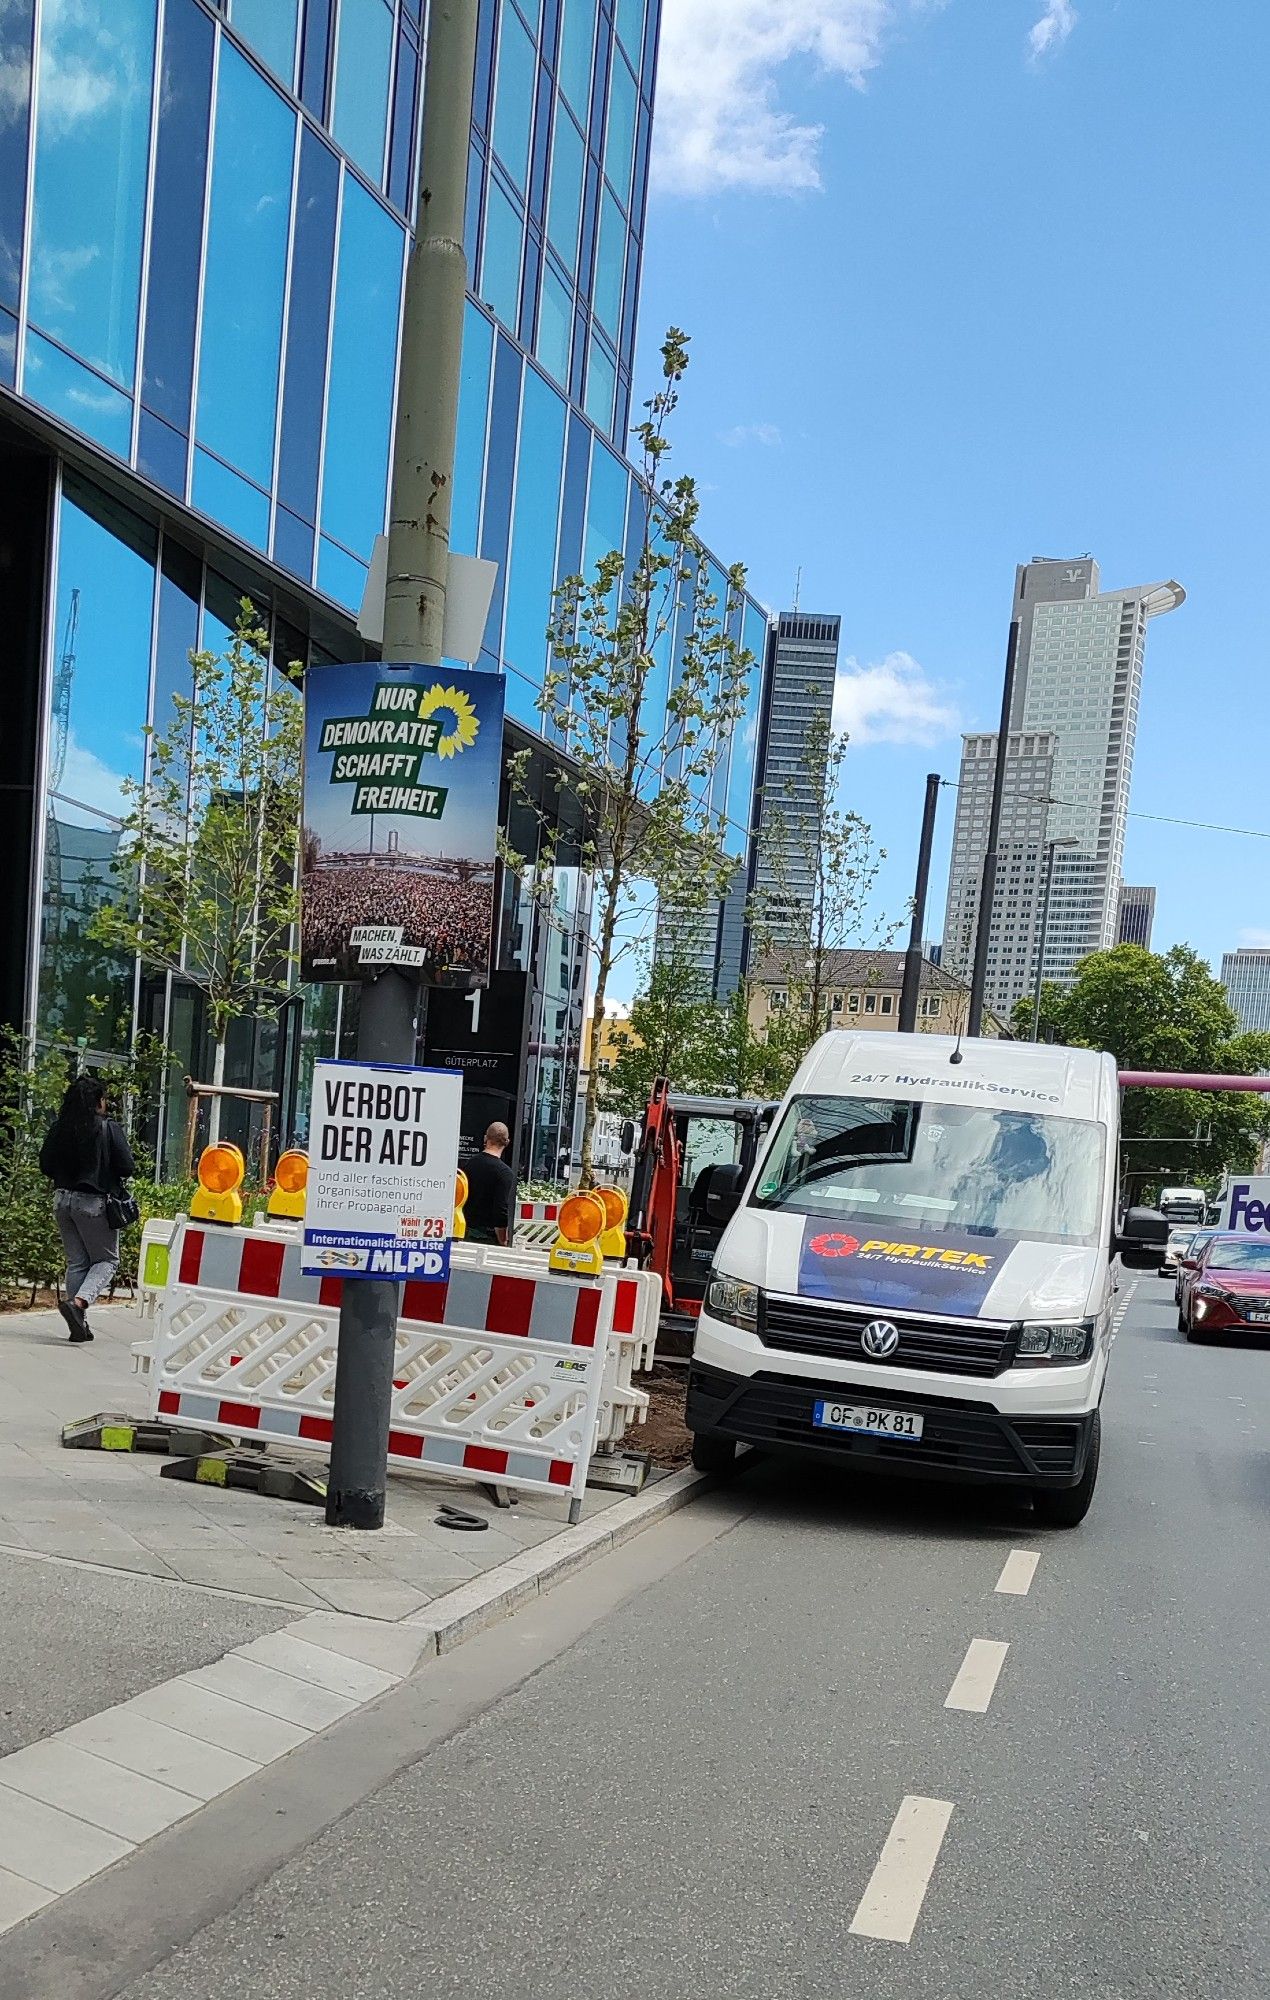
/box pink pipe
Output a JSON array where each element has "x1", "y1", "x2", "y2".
[{"x1": 1118, "y1": 1072, "x2": 1270, "y2": 1093}]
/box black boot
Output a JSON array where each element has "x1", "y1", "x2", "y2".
[{"x1": 58, "y1": 1299, "x2": 91, "y2": 1342}]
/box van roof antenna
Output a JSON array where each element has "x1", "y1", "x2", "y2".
[{"x1": 950, "y1": 1010, "x2": 966, "y2": 1065}]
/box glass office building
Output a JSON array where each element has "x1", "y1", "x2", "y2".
[{"x1": 0, "y1": 0, "x2": 768, "y2": 1174}]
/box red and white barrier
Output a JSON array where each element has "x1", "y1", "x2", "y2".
[
  {"x1": 512, "y1": 1201, "x2": 563, "y2": 1249},
  {"x1": 148, "y1": 1220, "x2": 618, "y2": 1517}
]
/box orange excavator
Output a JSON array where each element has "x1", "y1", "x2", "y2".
[{"x1": 623, "y1": 1081, "x2": 777, "y2": 1333}]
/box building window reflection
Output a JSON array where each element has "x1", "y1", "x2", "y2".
[
  {"x1": 492, "y1": 2, "x2": 536, "y2": 192},
  {"x1": 195, "y1": 44, "x2": 295, "y2": 493},
  {"x1": 319, "y1": 173, "x2": 404, "y2": 564},
  {"x1": 480, "y1": 176, "x2": 524, "y2": 331},
  {"x1": 230, "y1": 0, "x2": 299, "y2": 91},
  {"x1": 41, "y1": 475, "x2": 158, "y2": 1053},
  {"x1": 332, "y1": 0, "x2": 393, "y2": 181},
  {"x1": 28, "y1": 0, "x2": 156, "y2": 390}
]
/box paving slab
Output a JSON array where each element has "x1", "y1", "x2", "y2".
[
  {"x1": 0, "y1": 1550, "x2": 292, "y2": 1756},
  {"x1": 0, "y1": 1305, "x2": 622, "y2": 1628}
]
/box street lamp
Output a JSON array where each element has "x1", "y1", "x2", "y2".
[{"x1": 1031, "y1": 837, "x2": 1078, "y2": 1041}]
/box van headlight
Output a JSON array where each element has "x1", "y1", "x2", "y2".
[
  {"x1": 1014, "y1": 1320, "x2": 1095, "y2": 1365},
  {"x1": 705, "y1": 1274, "x2": 761, "y2": 1331}
]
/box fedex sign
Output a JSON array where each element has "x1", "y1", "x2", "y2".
[{"x1": 1222, "y1": 1177, "x2": 1270, "y2": 1235}]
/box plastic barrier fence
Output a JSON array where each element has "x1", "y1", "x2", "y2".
[
  {"x1": 514, "y1": 1201, "x2": 562, "y2": 1248},
  {"x1": 477, "y1": 1227, "x2": 661, "y2": 1373},
  {"x1": 149, "y1": 1220, "x2": 617, "y2": 1515},
  {"x1": 136, "y1": 1217, "x2": 179, "y2": 1318}
]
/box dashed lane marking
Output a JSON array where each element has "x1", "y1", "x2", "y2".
[
  {"x1": 995, "y1": 1549, "x2": 1040, "y2": 1596},
  {"x1": 849, "y1": 1796, "x2": 955, "y2": 1944},
  {"x1": 944, "y1": 1638, "x2": 1009, "y2": 1713}
]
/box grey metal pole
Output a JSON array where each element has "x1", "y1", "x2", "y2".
[
  {"x1": 326, "y1": 0, "x2": 479, "y2": 1532},
  {"x1": 382, "y1": 0, "x2": 478, "y2": 668},
  {"x1": 899, "y1": 772, "x2": 941, "y2": 1033},
  {"x1": 1030, "y1": 840, "x2": 1058, "y2": 1042},
  {"x1": 966, "y1": 619, "x2": 1019, "y2": 1038}
]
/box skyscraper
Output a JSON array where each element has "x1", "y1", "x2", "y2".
[
  {"x1": 750, "y1": 611, "x2": 841, "y2": 946},
  {"x1": 1221, "y1": 949, "x2": 1270, "y2": 1035},
  {"x1": 1117, "y1": 886, "x2": 1156, "y2": 949},
  {"x1": 942, "y1": 557, "x2": 1184, "y2": 1017},
  {"x1": 942, "y1": 730, "x2": 1058, "y2": 1014},
  {"x1": 0, "y1": 1, "x2": 768, "y2": 1174}
]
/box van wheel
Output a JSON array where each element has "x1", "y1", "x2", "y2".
[
  {"x1": 1032, "y1": 1413, "x2": 1099, "y2": 1528},
  {"x1": 690, "y1": 1432, "x2": 738, "y2": 1476}
]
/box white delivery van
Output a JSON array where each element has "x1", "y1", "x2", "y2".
[
  {"x1": 1159, "y1": 1186, "x2": 1208, "y2": 1226},
  {"x1": 685, "y1": 1031, "x2": 1164, "y2": 1526},
  {"x1": 1215, "y1": 1176, "x2": 1270, "y2": 1235}
]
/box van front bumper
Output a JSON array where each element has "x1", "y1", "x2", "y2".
[{"x1": 685, "y1": 1359, "x2": 1098, "y2": 1489}]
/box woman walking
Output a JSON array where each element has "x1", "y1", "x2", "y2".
[{"x1": 39, "y1": 1076, "x2": 136, "y2": 1342}]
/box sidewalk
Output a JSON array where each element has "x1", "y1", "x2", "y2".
[{"x1": 0, "y1": 1300, "x2": 628, "y2": 1755}]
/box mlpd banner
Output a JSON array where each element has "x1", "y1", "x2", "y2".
[
  {"x1": 301, "y1": 662, "x2": 505, "y2": 986},
  {"x1": 301, "y1": 1060, "x2": 462, "y2": 1282}
]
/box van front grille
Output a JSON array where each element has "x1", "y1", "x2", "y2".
[{"x1": 760, "y1": 1295, "x2": 1013, "y2": 1378}]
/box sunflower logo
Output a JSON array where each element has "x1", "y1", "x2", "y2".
[{"x1": 417, "y1": 683, "x2": 480, "y2": 759}]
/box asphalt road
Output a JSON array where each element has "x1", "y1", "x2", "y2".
[{"x1": 16, "y1": 1276, "x2": 1270, "y2": 1999}]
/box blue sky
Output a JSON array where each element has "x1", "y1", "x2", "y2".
[{"x1": 636, "y1": 0, "x2": 1269, "y2": 975}]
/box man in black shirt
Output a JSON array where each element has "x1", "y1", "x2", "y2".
[{"x1": 461, "y1": 1122, "x2": 516, "y2": 1245}]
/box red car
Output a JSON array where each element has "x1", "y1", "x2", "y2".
[{"x1": 1180, "y1": 1234, "x2": 1270, "y2": 1342}]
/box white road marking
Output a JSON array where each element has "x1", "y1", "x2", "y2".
[
  {"x1": 944, "y1": 1638, "x2": 1009, "y2": 1713},
  {"x1": 995, "y1": 1549, "x2": 1040, "y2": 1596},
  {"x1": 850, "y1": 1795, "x2": 954, "y2": 1943}
]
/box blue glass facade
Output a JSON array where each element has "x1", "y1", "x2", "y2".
[
  {"x1": 6, "y1": 0, "x2": 660, "y2": 613},
  {"x1": 0, "y1": 0, "x2": 769, "y2": 1172}
]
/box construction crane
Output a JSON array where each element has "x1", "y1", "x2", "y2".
[
  {"x1": 50, "y1": 587, "x2": 80, "y2": 796},
  {"x1": 44, "y1": 588, "x2": 80, "y2": 991}
]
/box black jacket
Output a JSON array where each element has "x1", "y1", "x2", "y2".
[{"x1": 40, "y1": 1116, "x2": 136, "y2": 1195}]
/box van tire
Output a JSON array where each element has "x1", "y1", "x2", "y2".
[
  {"x1": 1032, "y1": 1413, "x2": 1100, "y2": 1528},
  {"x1": 690, "y1": 1432, "x2": 739, "y2": 1476}
]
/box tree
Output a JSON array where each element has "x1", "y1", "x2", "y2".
[
  {"x1": 92, "y1": 601, "x2": 302, "y2": 1144},
  {"x1": 600, "y1": 958, "x2": 717, "y2": 1116},
  {"x1": 506, "y1": 329, "x2": 754, "y2": 1185},
  {"x1": 754, "y1": 713, "x2": 889, "y2": 1064},
  {"x1": 1021, "y1": 944, "x2": 1270, "y2": 1196}
]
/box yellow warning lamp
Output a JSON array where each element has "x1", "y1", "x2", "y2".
[
  {"x1": 594, "y1": 1184, "x2": 629, "y2": 1260},
  {"x1": 190, "y1": 1142, "x2": 245, "y2": 1226},
  {"x1": 454, "y1": 1168, "x2": 469, "y2": 1241},
  {"x1": 266, "y1": 1149, "x2": 309, "y2": 1220},
  {"x1": 549, "y1": 1191, "x2": 606, "y2": 1276}
]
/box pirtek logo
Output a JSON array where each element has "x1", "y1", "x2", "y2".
[{"x1": 808, "y1": 1232, "x2": 993, "y2": 1272}]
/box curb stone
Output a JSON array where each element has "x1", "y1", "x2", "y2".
[{"x1": 406, "y1": 1463, "x2": 707, "y2": 1655}]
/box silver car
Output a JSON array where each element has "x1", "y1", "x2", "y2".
[{"x1": 1161, "y1": 1227, "x2": 1194, "y2": 1277}]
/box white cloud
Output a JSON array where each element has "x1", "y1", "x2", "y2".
[
  {"x1": 653, "y1": 1, "x2": 929, "y2": 196},
  {"x1": 1238, "y1": 928, "x2": 1270, "y2": 949},
  {"x1": 719, "y1": 421, "x2": 784, "y2": 448},
  {"x1": 832, "y1": 650, "x2": 960, "y2": 745},
  {"x1": 1028, "y1": 0, "x2": 1078, "y2": 62},
  {"x1": 56, "y1": 733, "x2": 130, "y2": 821}
]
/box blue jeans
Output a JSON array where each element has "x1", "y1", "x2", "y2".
[{"x1": 54, "y1": 1190, "x2": 119, "y2": 1307}]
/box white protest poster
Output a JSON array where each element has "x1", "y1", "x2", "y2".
[{"x1": 302, "y1": 1060, "x2": 462, "y2": 1281}]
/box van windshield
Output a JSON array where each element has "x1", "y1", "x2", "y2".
[{"x1": 752, "y1": 1094, "x2": 1106, "y2": 1247}]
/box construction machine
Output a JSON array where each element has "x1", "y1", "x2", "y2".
[{"x1": 623, "y1": 1081, "x2": 777, "y2": 1334}]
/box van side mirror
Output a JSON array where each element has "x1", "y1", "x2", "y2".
[
  {"x1": 705, "y1": 1163, "x2": 745, "y2": 1225},
  {"x1": 1115, "y1": 1206, "x2": 1169, "y2": 1268}
]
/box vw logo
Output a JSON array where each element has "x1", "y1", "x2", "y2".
[{"x1": 860, "y1": 1319, "x2": 900, "y2": 1359}]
